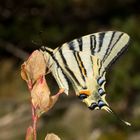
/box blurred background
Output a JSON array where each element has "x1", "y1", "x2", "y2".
[{"x1": 0, "y1": 0, "x2": 140, "y2": 140}]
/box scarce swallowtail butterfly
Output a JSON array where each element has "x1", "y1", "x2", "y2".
[{"x1": 40, "y1": 31, "x2": 131, "y2": 126}]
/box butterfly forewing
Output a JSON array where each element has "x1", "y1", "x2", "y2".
[
  {"x1": 60, "y1": 31, "x2": 130, "y2": 70},
  {"x1": 54, "y1": 50, "x2": 91, "y2": 94},
  {"x1": 41, "y1": 47, "x2": 69, "y2": 95}
]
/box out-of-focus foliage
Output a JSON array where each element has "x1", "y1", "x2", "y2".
[{"x1": 0, "y1": 0, "x2": 140, "y2": 140}]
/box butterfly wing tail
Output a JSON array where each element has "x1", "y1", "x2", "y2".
[{"x1": 101, "y1": 104, "x2": 131, "y2": 126}]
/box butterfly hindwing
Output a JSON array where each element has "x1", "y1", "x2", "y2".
[
  {"x1": 54, "y1": 50, "x2": 90, "y2": 94},
  {"x1": 54, "y1": 50, "x2": 107, "y2": 103}
]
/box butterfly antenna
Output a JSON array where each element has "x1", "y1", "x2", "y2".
[
  {"x1": 102, "y1": 105, "x2": 131, "y2": 126},
  {"x1": 31, "y1": 40, "x2": 40, "y2": 46},
  {"x1": 31, "y1": 30, "x2": 46, "y2": 46}
]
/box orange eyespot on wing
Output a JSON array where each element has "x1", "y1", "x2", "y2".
[
  {"x1": 79, "y1": 90, "x2": 91, "y2": 96},
  {"x1": 78, "y1": 90, "x2": 91, "y2": 100}
]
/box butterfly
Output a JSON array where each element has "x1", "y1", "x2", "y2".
[{"x1": 40, "y1": 31, "x2": 131, "y2": 126}]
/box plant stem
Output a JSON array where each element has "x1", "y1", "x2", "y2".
[
  {"x1": 28, "y1": 82, "x2": 38, "y2": 140},
  {"x1": 32, "y1": 105, "x2": 38, "y2": 140}
]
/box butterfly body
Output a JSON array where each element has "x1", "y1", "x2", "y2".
[{"x1": 40, "y1": 31, "x2": 131, "y2": 125}]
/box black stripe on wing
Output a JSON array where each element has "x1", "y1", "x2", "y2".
[
  {"x1": 68, "y1": 41, "x2": 75, "y2": 50},
  {"x1": 98, "y1": 32, "x2": 106, "y2": 52},
  {"x1": 73, "y1": 52, "x2": 86, "y2": 81},
  {"x1": 59, "y1": 49, "x2": 82, "y2": 87},
  {"x1": 76, "y1": 52, "x2": 87, "y2": 76},
  {"x1": 41, "y1": 47, "x2": 69, "y2": 88},
  {"x1": 103, "y1": 33, "x2": 124, "y2": 63},
  {"x1": 107, "y1": 39, "x2": 130, "y2": 68},
  {"x1": 102, "y1": 31, "x2": 116, "y2": 62},
  {"x1": 77, "y1": 37, "x2": 83, "y2": 51},
  {"x1": 90, "y1": 35, "x2": 96, "y2": 55}
]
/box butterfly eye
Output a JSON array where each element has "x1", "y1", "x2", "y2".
[{"x1": 78, "y1": 94, "x2": 88, "y2": 100}]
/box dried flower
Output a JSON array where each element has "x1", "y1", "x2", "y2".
[
  {"x1": 45, "y1": 133, "x2": 61, "y2": 140},
  {"x1": 21, "y1": 50, "x2": 60, "y2": 117}
]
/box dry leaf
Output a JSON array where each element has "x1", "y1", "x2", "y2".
[
  {"x1": 45, "y1": 133, "x2": 61, "y2": 140},
  {"x1": 25, "y1": 126, "x2": 33, "y2": 140}
]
